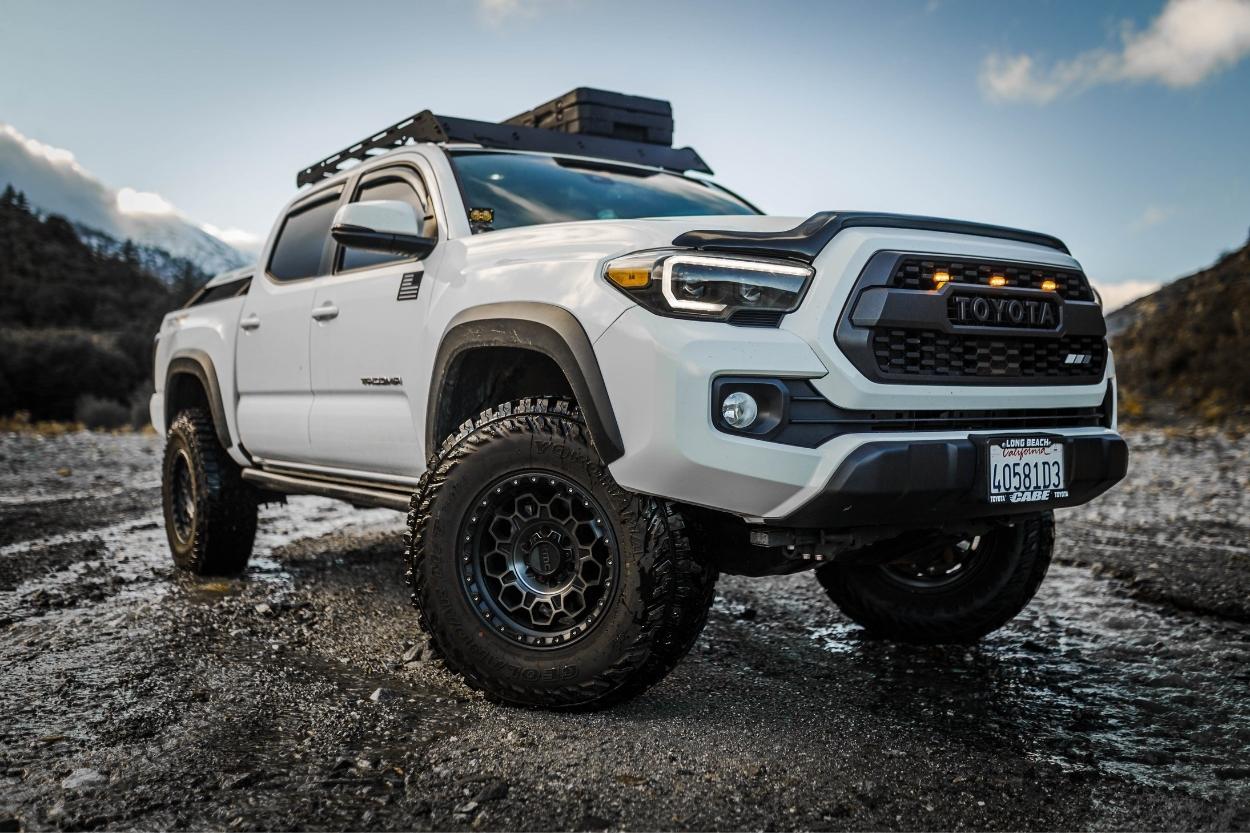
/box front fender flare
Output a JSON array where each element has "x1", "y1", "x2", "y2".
[{"x1": 428, "y1": 303, "x2": 625, "y2": 463}]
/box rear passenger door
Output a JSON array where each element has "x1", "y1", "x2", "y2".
[
  {"x1": 235, "y1": 187, "x2": 341, "y2": 463},
  {"x1": 306, "y1": 166, "x2": 441, "y2": 477}
]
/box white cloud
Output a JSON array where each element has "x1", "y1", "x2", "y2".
[
  {"x1": 1131, "y1": 204, "x2": 1173, "y2": 231},
  {"x1": 1093, "y1": 279, "x2": 1161, "y2": 311},
  {"x1": 201, "y1": 223, "x2": 263, "y2": 252},
  {"x1": 981, "y1": 0, "x2": 1250, "y2": 103},
  {"x1": 1, "y1": 123, "x2": 83, "y2": 173},
  {"x1": 474, "y1": 0, "x2": 567, "y2": 26},
  {"x1": 476, "y1": 0, "x2": 527, "y2": 25},
  {"x1": 116, "y1": 186, "x2": 176, "y2": 216}
]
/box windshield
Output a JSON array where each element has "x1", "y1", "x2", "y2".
[{"x1": 449, "y1": 150, "x2": 758, "y2": 231}]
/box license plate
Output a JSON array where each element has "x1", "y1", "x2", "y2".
[{"x1": 986, "y1": 436, "x2": 1067, "y2": 504}]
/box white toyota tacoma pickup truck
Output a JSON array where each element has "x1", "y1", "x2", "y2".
[{"x1": 152, "y1": 90, "x2": 1127, "y2": 708}]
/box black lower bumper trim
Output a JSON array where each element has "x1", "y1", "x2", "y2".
[{"x1": 772, "y1": 434, "x2": 1128, "y2": 528}]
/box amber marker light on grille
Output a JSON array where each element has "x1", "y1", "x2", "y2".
[
  {"x1": 932, "y1": 270, "x2": 951, "y2": 287},
  {"x1": 1041, "y1": 279, "x2": 1058, "y2": 292},
  {"x1": 989, "y1": 275, "x2": 1008, "y2": 287},
  {"x1": 606, "y1": 266, "x2": 652, "y2": 289}
]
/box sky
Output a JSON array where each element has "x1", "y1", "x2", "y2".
[{"x1": 3, "y1": 0, "x2": 1249, "y2": 308}]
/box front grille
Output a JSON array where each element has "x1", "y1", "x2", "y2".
[
  {"x1": 872, "y1": 330, "x2": 1106, "y2": 381},
  {"x1": 837, "y1": 251, "x2": 1108, "y2": 387},
  {"x1": 892, "y1": 257, "x2": 1093, "y2": 301}
]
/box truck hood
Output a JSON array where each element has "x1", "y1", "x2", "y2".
[{"x1": 456, "y1": 215, "x2": 805, "y2": 267}]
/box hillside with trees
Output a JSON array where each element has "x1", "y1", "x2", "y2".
[
  {"x1": 1109, "y1": 237, "x2": 1250, "y2": 424},
  {"x1": 0, "y1": 184, "x2": 204, "y2": 425}
]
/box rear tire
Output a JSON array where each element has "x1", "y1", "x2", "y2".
[
  {"x1": 161, "y1": 407, "x2": 257, "y2": 576},
  {"x1": 815, "y1": 514, "x2": 1054, "y2": 644},
  {"x1": 405, "y1": 397, "x2": 717, "y2": 709}
]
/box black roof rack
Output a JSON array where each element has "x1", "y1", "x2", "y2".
[{"x1": 296, "y1": 109, "x2": 712, "y2": 187}]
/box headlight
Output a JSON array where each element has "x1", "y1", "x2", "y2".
[{"x1": 603, "y1": 249, "x2": 814, "y2": 324}]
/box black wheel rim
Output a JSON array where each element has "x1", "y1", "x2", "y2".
[
  {"x1": 170, "y1": 448, "x2": 196, "y2": 544},
  {"x1": 879, "y1": 535, "x2": 988, "y2": 591},
  {"x1": 460, "y1": 471, "x2": 620, "y2": 649}
]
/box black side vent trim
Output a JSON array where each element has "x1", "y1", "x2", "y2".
[
  {"x1": 397, "y1": 271, "x2": 422, "y2": 301},
  {"x1": 184, "y1": 276, "x2": 251, "y2": 308}
]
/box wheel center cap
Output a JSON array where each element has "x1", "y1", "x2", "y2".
[
  {"x1": 528, "y1": 541, "x2": 562, "y2": 576},
  {"x1": 521, "y1": 527, "x2": 567, "y2": 578}
]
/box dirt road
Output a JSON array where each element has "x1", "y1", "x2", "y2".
[{"x1": 1, "y1": 429, "x2": 1247, "y2": 831}]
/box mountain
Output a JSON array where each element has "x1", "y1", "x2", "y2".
[
  {"x1": 1108, "y1": 238, "x2": 1250, "y2": 423},
  {"x1": 73, "y1": 222, "x2": 216, "y2": 285},
  {"x1": 0, "y1": 185, "x2": 202, "y2": 423},
  {"x1": 0, "y1": 123, "x2": 251, "y2": 276}
]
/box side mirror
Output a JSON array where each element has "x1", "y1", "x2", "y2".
[{"x1": 331, "y1": 200, "x2": 436, "y2": 258}]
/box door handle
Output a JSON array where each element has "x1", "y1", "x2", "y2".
[
  {"x1": 240, "y1": 314, "x2": 261, "y2": 331},
  {"x1": 311, "y1": 303, "x2": 339, "y2": 321}
]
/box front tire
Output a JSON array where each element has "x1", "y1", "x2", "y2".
[
  {"x1": 815, "y1": 514, "x2": 1054, "y2": 644},
  {"x1": 406, "y1": 398, "x2": 717, "y2": 709},
  {"x1": 161, "y1": 408, "x2": 257, "y2": 576}
]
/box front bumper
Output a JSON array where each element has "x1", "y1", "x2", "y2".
[
  {"x1": 770, "y1": 434, "x2": 1128, "y2": 528},
  {"x1": 594, "y1": 306, "x2": 1122, "y2": 522}
]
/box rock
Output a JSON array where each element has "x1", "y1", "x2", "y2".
[
  {"x1": 473, "y1": 779, "x2": 509, "y2": 802},
  {"x1": 454, "y1": 800, "x2": 479, "y2": 816},
  {"x1": 579, "y1": 812, "x2": 614, "y2": 831},
  {"x1": 56, "y1": 466, "x2": 72, "y2": 477},
  {"x1": 61, "y1": 768, "x2": 104, "y2": 790},
  {"x1": 369, "y1": 688, "x2": 401, "y2": 703},
  {"x1": 738, "y1": 607, "x2": 757, "y2": 621},
  {"x1": 225, "y1": 772, "x2": 262, "y2": 790},
  {"x1": 254, "y1": 603, "x2": 272, "y2": 616}
]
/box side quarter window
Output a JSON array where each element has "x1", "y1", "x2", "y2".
[{"x1": 339, "y1": 172, "x2": 438, "y2": 272}]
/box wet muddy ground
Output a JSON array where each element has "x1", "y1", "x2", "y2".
[{"x1": 1, "y1": 428, "x2": 1248, "y2": 831}]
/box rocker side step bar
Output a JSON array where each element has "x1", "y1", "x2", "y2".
[{"x1": 241, "y1": 468, "x2": 410, "y2": 511}]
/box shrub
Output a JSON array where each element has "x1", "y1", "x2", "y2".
[{"x1": 74, "y1": 394, "x2": 130, "y2": 430}]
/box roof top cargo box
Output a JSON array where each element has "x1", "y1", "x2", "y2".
[{"x1": 505, "y1": 87, "x2": 675, "y2": 146}]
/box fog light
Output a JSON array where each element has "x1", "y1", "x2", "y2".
[{"x1": 721, "y1": 392, "x2": 759, "y2": 429}]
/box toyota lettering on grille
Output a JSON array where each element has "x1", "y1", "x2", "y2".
[{"x1": 949, "y1": 294, "x2": 1058, "y2": 329}]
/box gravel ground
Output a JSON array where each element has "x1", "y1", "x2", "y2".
[
  {"x1": 0, "y1": 428, "x2": 1248, "y2": 831},
  {"x1": 1057, "y1": 427, "x2": 1250, "y2": 621}
]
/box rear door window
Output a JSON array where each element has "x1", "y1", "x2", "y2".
[{"x1": 268, "y1": 195, "x2": 339, "y2": 281}]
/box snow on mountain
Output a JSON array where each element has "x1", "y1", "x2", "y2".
[{"x1": 0, "y1": 123, "x2": 256, "y2": 276}]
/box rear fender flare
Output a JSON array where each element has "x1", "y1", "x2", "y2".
[{"x1": 165, "y1": 351, "x2": 233, "y2": 450}]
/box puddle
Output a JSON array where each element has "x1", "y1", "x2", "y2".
[
  {"x1": 1, "y1": 496, "x2": 401, "y2": 625},
  {"x1": 808, "y1": 564, "x2": 1250, "y2": 799}
]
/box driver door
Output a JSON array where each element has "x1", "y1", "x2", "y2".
[{"x1": 306, "y1": 166, "x2": 440, "y2": 477}]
